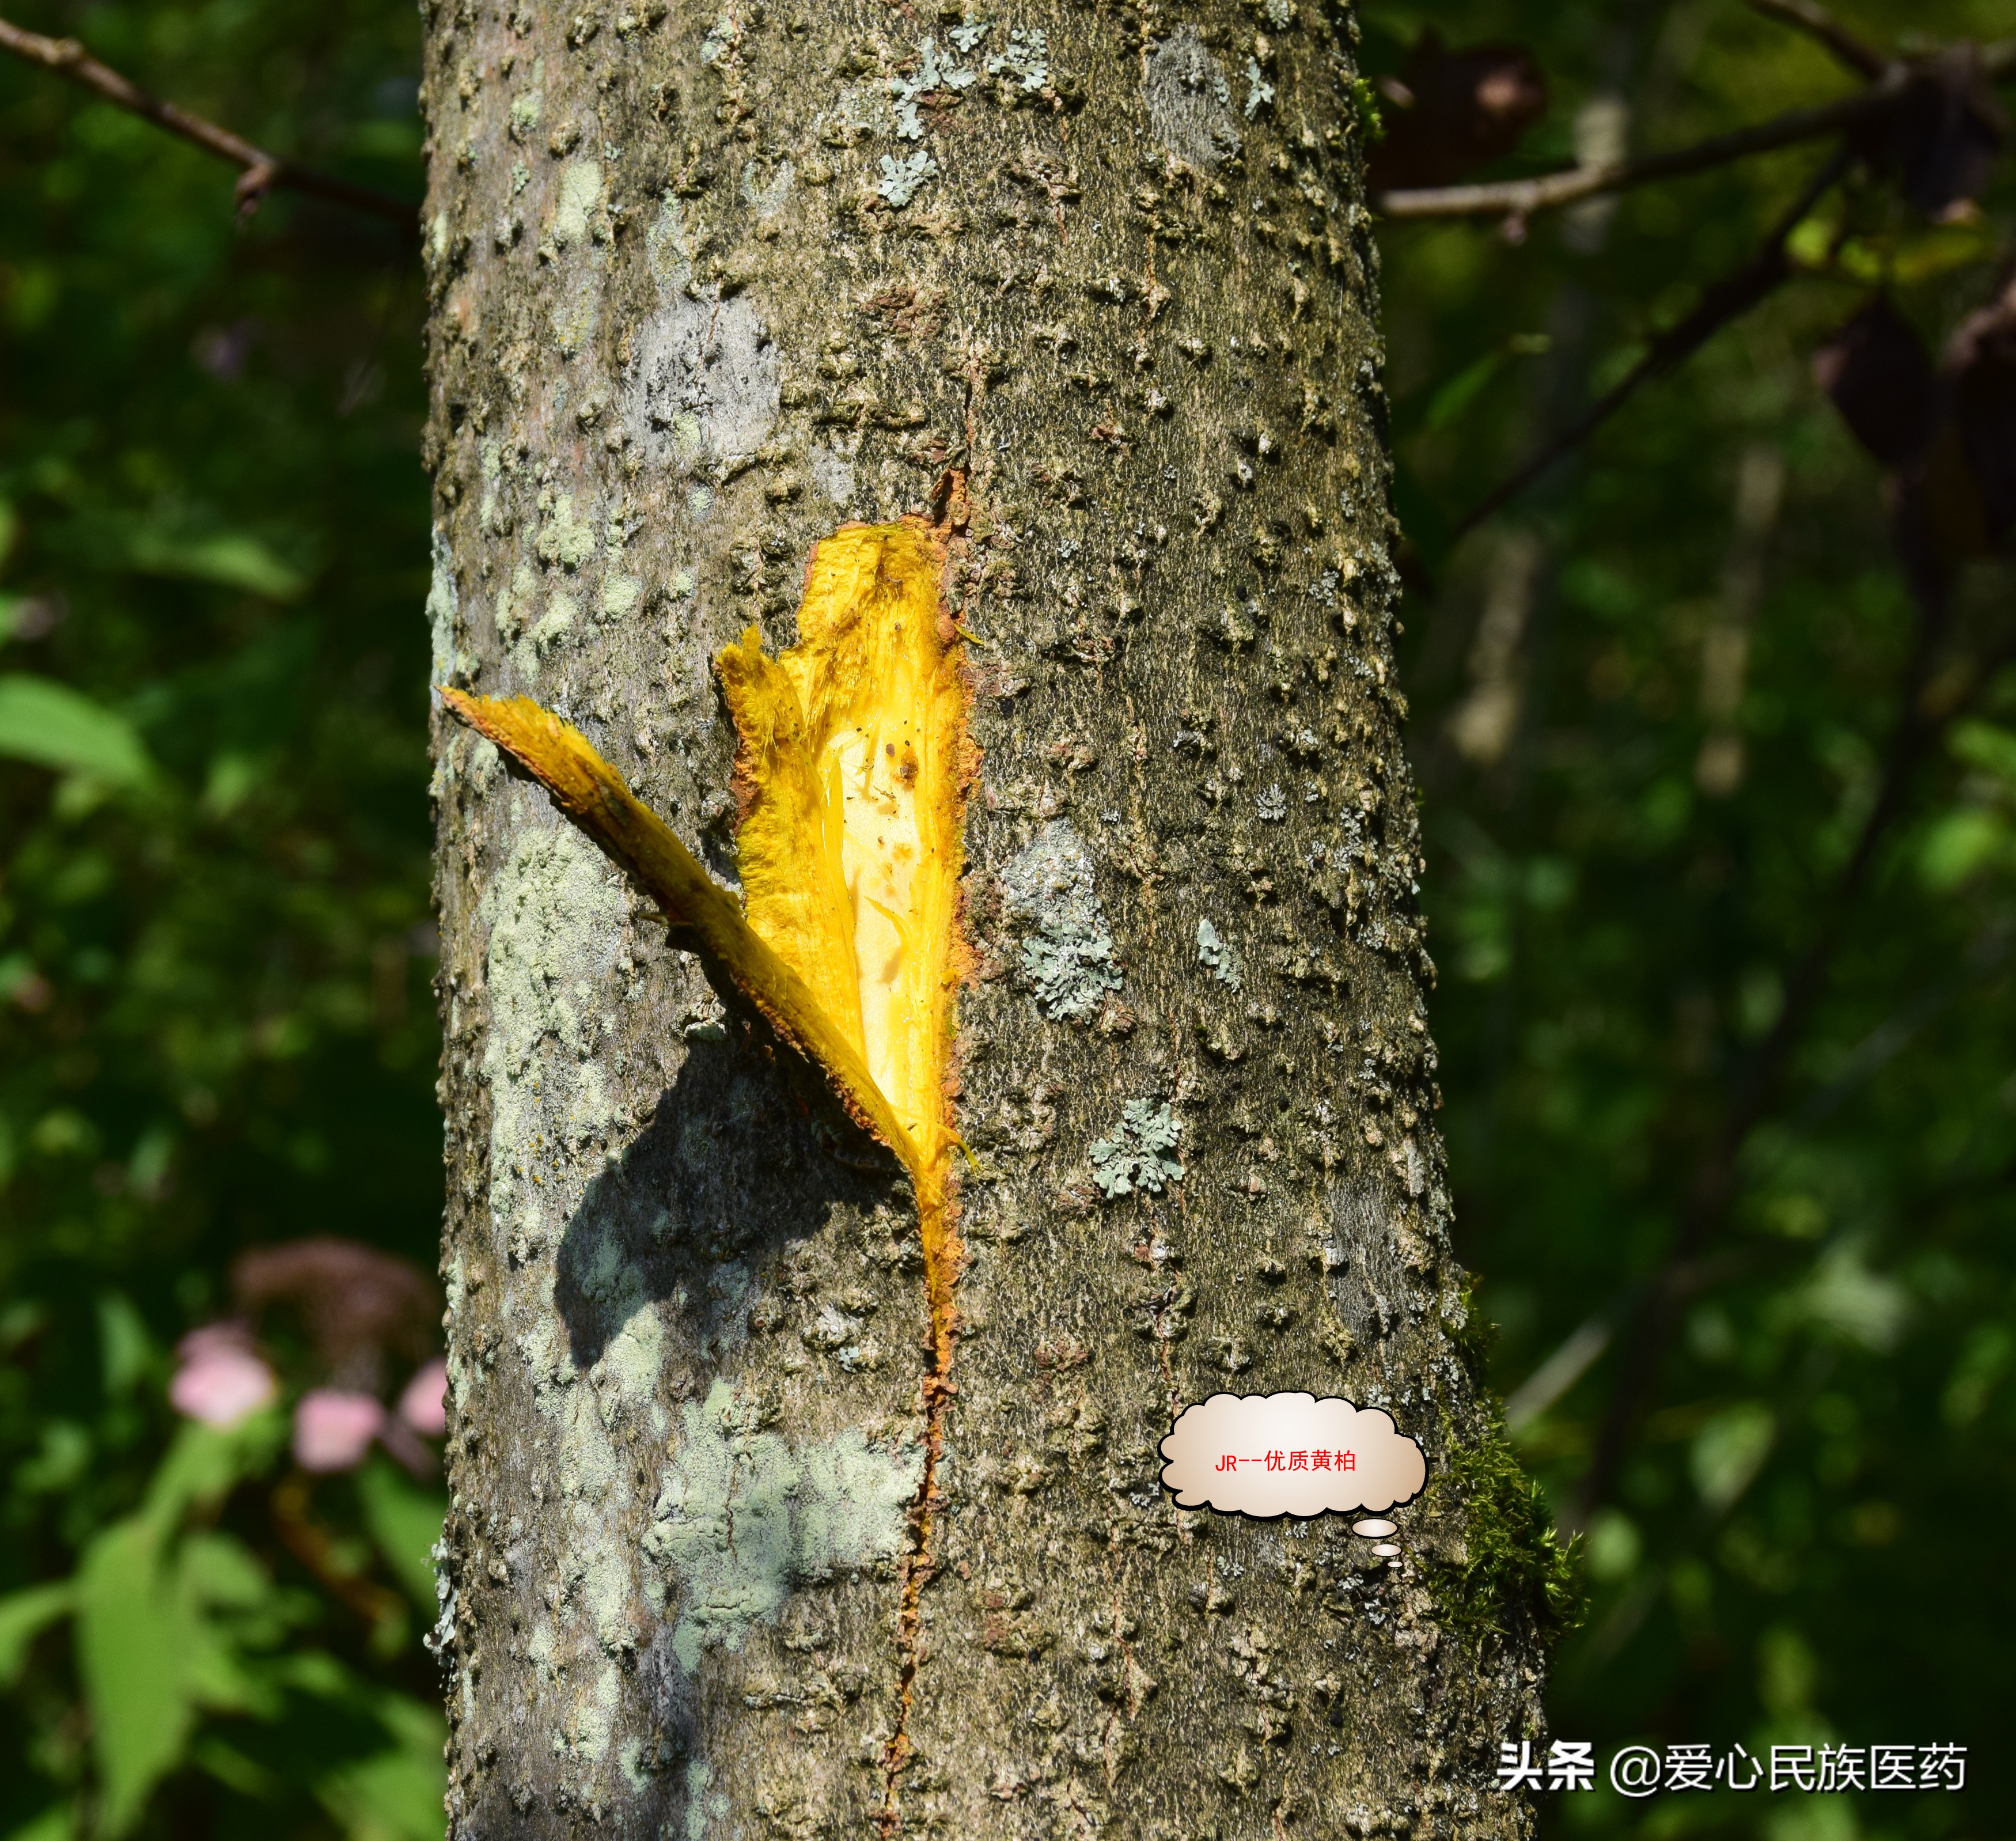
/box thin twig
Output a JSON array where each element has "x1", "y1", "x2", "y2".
[
  {"x1": 1447, "y1": 151, "x2": 1847, "y2": 544},
  {"x1": 1744, "y1": 0, "x2": 1889, "y2": 81},
  {"x1": 0, "y1": 13, "x2": 415, "y2": 230},
  {"x1": 1374, "y1": 80, "x2": 1896, "y2": 222},
  {"x1": 1377, "y1": 34, "x2": 2016, "y2": 222}
]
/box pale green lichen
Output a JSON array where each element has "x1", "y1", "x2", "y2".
[
  {"x1": 507, "y1": 66, "x2": 543, "y2": 142},
  {"x1": 551, "y1": 1661, "x2": 623, "y2": 1769},
  {"x1": 987, "y1": 26, "x2": 1048, "y2": 92},
  {"x1": 684, "y1": 1760, "x2": 727, "y2": 1839},
  {"x1": 1091, "y1": 1100, "x2": 1183, "y2": 1199},
  {"x1": 552, "y1": 159, "x2": 602, "y2": 248},
  {"x1": 1244, "y1": 58, "x2": 1275, "y2": 119},
  {"x1": 1197, "y1": 917, "x2": 1244, "y2": 991},
  {"x1": 480, "y1": 817, "x2": 654, "y2": 1772},
  {"x1": 876, "y1": 150, "x2": 937, "y2": 209},
  {"x1": 645, "y1": 1380, "x2": 924, "y2": 1675},
  {"x1": 480, "y1": 823, "x2": 626, "y2": 1257},
  {"x1": 494, "y1": 563, "x2": 533, "y2": 647},
  {"x1": 537, "y1": 492, "x2": 598, "y2": 570},
  {"x1": 1001, "y1": 820, "x2": 1121, "y2": 1021},
  {"x1": 600, "y1": 574, "x2": 642, "y2": 623},
  {"x1": 521, "y1": 590, "x2": 577, "y2": 669},
  {"x1": 427, "y1": 528, "x2": 460, "y2": 684},
  {"x1": 478, "y1": 440, "x2": 507, "y2": 536}
]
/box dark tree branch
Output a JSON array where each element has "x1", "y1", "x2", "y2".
[
  {"x1": 1374, "y1": 80, "x2": 1894, "y2": 221},
  {"x1": 1375, "y1": 32, "x2": 2016, "y2": 224},
  {"x1": 1447, "y1": 153, "x2": 1848, "y2": 544},
  {"x1": 1744, "y1": 0, "x2": 1890, "y2": 81},
  {"x1": 0, "y1": 13, "x2": 415, "y2": 230}
]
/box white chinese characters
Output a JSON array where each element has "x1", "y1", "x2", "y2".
[{"x1": 1494, "y1": 1740, "x2": 1966, "y2": 1795}]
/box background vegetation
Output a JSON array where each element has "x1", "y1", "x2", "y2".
[{"x1": 0, "y1": 0, "x2": 2009, "y2": 1836}]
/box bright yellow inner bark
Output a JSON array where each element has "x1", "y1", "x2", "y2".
[{"x1": 715, "y1": 523, "x2": 965, "y2": 1194}]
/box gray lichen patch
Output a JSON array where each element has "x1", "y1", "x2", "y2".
[
  {"x1": 809, "y1": 444, "x2": 857, "y2": 508},
  {"x1": 1000, "y1": 820, "x2": 1121, "y2": 1021},
  {"x1": 552, "y1": 158, "x2": 603, "y2": 249},
  {"x1": 738, "y1": 156, "x2": 795, "y2": 218},
  {"x1": 623, "y1": 285, "x2": 779, "y2": 475},
  {"x1": 480, "y1": 821, "x2": 627, "y2": 1262},
  {"x1": 986, "y1": 26, "x2": 1049, "y2": 93},
  {"x1": 1090, "y1": 1100, "x2": 1184, "y2": 1199},
  {"x1": 876, "y1": 150, "x2": 938, "y2": 210},
  {"x1": 1143, "y1": 27, "x2": 1241, "y2": 171},
  {"x1": 890, "y1": 37, "x2": 978, "y2": 141},
  {"x1": 1244, "y1": 56, "x2": 1275, "y2": 120},
  {"x1": 537, "y1": 491, "x2": 599, "y2": 570},
  {"x1": 645, "y1": 1380, "x2": 924, "y2": 1675},
  {"x1": 620, "y1": 198, "x2": 780, "y2": 473},
  {"x1": 1197, "y1": 918, "x2": 1244, "y2": 991},
  {"x1": 427, "y1": 526, "x2": 461, "y2": 685}
]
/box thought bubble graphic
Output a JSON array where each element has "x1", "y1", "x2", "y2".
[{"x1": 1160, "y1": 1393, "x2": 1427, "y2": 1520}]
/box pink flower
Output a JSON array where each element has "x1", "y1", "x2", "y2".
[
  {"x1": 169, "y1": 1323, "x2": 276, "y2": 1427},
  {"x1": 293, "y1": 1389, "x2": 385, "y2": 1472},
  {"x1": 397, "y1": 1358, "x2": 448, "y2": 1437}
]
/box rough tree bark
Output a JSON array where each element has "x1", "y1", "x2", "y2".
[{"x1": 419, "y1": 0, "x2": 1555, "y2": 1835}]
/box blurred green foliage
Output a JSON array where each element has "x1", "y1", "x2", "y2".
[
  {"x1": 0, "y1": 0, "x2": 442, "y2": 1834},
  {"x1": 2, "y1": 0, "x2": 2013, "y2": 1836},
  {"x1": 1373, "y1": 1, "x2": 2016, "y2": 1834}
]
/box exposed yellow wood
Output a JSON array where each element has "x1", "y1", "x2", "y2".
[
  {"x1": 716, "y1": 521, "x2": 968, "y2": 1203},
  {"x1": 437, "y1": 686, "x2": 924, "y2": 1176}
]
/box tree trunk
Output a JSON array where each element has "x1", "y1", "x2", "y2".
[{"x1": 419, "y1": 0, "x2": 1552, "y2": 1834}]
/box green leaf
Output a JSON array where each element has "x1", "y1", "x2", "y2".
[
  {"x1": 175, "y1": 1533, "x2": 287, "y2": 1714},
  {"x1": 74, "y1": 1419, "x2": 289, "y2": 1834},
  {"x1": 1423, "y1": 350, "x2": 1505, "y2": 433},
  {"x1": 96, "y1": 1293, "x2": 153, "y2": 1398},
  {"x1": 124, "y1": 532, "x2": 309, "y2": 601},
  {"x1": 76, "y1": 1521, "x2": 191, "y2": 1837},
  {"x1": 1949, "y1": 719, "x2": 2016, "y2": 783},
  {"x1": 1690, "y1": 1403, "x2": 1775, "y2": 1513},
  {"x1": 0, "y1": 1580, "x2": 74, "y2": 1687},
  {"x1": 354, "y1": 1459, "x2": 446, "y2": 1613},
  {"x1": 1919, "y1": 808, "x2": 2006, "y2": 891},
  {"x1": 136, "y1": 1414, "x2": 285, "y2": 1540},
  {"x1": 2, "y1": 1806, "x2": 75, "y2": 1841},
  {"x1": 0, "y1": 676, "x2": 151, "y2": 786}
]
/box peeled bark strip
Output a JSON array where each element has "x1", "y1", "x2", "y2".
[{"x1": 420, "y1": 0, "x2": 1553, "y2": 1835}]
